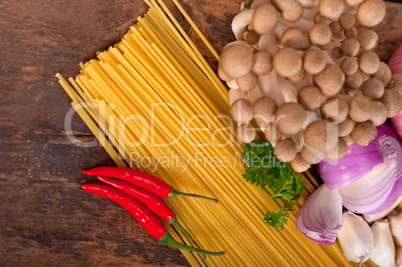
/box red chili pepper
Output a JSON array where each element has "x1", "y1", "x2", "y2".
[
  {"x1": 83, "y1": 167, "x2": 217, "y2": 202},
  {"x1": 97, "y1": 176, "x2": 201, "y2": 249},
  {"x1": 81, "y1": 184, "x2": 224, "y2": 256}
]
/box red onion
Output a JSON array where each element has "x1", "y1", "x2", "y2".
[
  {"x1": 296, "y1": 184, "x2": 343, "y2": 245},
  {"x1": 319, "y1": 124, "x2": 402, "y2": 214},
  {"x1": 388, "y1": 45, "x2": 402, "y2": 139}
]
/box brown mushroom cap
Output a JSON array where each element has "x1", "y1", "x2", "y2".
[
  {"x1": 253, "y1": 97, "x2": 277, "y2": 128},
  {"x1": 274, "y1": 138, "x2": 297, "y2": 162},
  {"x1": 236, "y1": 72, "x2": 259, "y2": 92},
  {"x1": 289, "y1": 69, "x2": 306, "y2": 83},
  {"x1": 244, "y1": 30, "x2": 261, "y2": 45},
  {"x1": 357, "y1": 29, "x2": 379, "y2": 51},
  {"x1": 349, "y1": 95, "x2": 374, "y2": 122},
  {"x1": 318, "y1": 0, "x2": 345, "y2": 20},
  {"x1": 326, "y1": 137, "x2": 348, "y2": 160},
  {"x1": 230, "y1": 98, "x2": 254, "y2": 124},
  {"x1": 372, "y1": 62, "x2": 392, "y2": 85},
  {"x1": 314, "y1": 64, "x2": 345, "y2": 96},
  {"x1": 218, "y1": 65, "x2": 231, "y2": 81},
  {"x1": 275, "y1": 103, "x2": 306, "y2": 135},
  {"x1": 264, "y1": 122, "x2": 283, "y2": 142},
  {"x1": 332, "y1": 47, "x2": 344, "y2": 59},
  {"x1": 341, "y1": 37, "x2": 360, "y2": 57},
  {"x1": 290, "y1": 153, "x2": 311, "y2": 173},
  {"x1": 370, "y1": 101, "x2": 388, "y2": 126},
  {"x1": 314, "y1": 13, "x2": 330, "y2": 24},
  {"x1": 344, "y1": 27, "x2": 358, "y2": 38},
  {"x1": 281, "y1": 27, "x2": 311, "y2": 50},
  {"x1": 343, "y1": 134, "x2": 354, "y2": 146},
  {"x1": 297, "y1": 85, "x2": 324, "y2": 111},
  {"x1": 332, "y1": 30, "x2": 346, "y2": 43},
  {"x1": 329, "y1": 21, "x2": 342, "y2": 33},
  {"x1": 303, "y1": 119, "x2": 339, "y2": 154},
  {"x1": 361, "y1": 77, "x2": 385, "y2": 100},
  {"x1": 301, "y1": 145, "x2": 326, "y2": 164},
  {"x1": 341, "y1": 57, "x2": 359, "y2": 76},
  {"x1": 309, "y1": 23, "x2": 332, "y2": 46},
  {"x1": 345, "y1": 70, "x2": 364, "y2": 89},
  {"x1": 358, "y1": 50, "x2": 380, "y2": 75},
  {"x1": 273, "y1": 47, "x2": 302, "y2": 78},
  {"x1": 238, "y1": 123, "x2": 256, "y2": 144},
  {"x1": 281, "y1": 1, "x2": 303, "y2": 22},
  {"x1": 357, "y1": 0, "x2": 386, "y2": 27},
  {"x1": 252, "y1": 51, "x2": 273, "y2": 76},
  {"x1": 339, "y1": 13, "x2": 356, "y2": 30},
  {"x1": 380, "y1": 88, "x2": 402, "y2": 117},
  {"x1": 321, "y1": 97, "x2": 350, "y2": 123},
  {"x1": 303, "y1": 49, "x2": 327, "y2": 75},
  {"x1": 351, "y1": 121, "x2": 377, "y2": 146},
  {"x1": 220, "y1": 42, "x2": 254, "y2": 79},
  {"x1": 338, "y1": 118, "x2": 355, "y2": 137},
  {"x1": 252, "y1": 3, "x2": 279, "y2": 35}
]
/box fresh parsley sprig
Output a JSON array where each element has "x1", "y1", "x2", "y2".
[{"x1": 241, "y1": 139, "x2": 305, "y2": 230}]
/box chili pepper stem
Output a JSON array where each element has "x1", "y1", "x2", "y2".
[
  {"x1": 169, "y1": 218, "x2": 201, "y2": 249},
  {"x1": 160, "y1": 232, "x2": 225, "y2": 256},
  {"x1": 169, "y1": 189, "x2": 218, "y2": 203}
]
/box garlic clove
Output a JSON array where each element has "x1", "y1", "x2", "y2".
[
  {"x1": 396, "y1": 246, "x2": 402, "y2": 266},
  {"x1": 364, "y1": 196, "x2": 402, "y2": 223},
  {"x1": 370, "y1": 219, "x2": 395, "y2": 267},
  {"x1": 388, "y1": 212, "x2": 402, "y2": 246},
  {"x1": 337, "y1": 212, "x2": 373, "y2": 263}
]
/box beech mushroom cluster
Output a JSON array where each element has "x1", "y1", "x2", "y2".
[{"x1": 222, "y1": 0, "x2": 402, "y2": 172}]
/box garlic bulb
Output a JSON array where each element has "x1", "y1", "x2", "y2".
[
  {"x1": 389, "y1": 212, "x2": 402, "y2": 246},
  {"x1": 370, "y1": 219, "x2": 395, "y2": 267},
  {"x1": 337, "y1": 212, "x2": 373, "y2": 263}
]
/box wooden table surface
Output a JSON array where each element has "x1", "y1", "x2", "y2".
[{"x1": 0, "y1": 1, "x2": 401, "y2": 266}]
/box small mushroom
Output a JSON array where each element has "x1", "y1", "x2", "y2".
[
  {"x1": 252, "y1": 51, "x2": 273, "y2": 76},
  {"x1": 236, "y1": 72, "x2": 259, "y2": 91},
  {"x1": 349, "y1": 94, "x2": 374, "y2": 122},
  {"x1": 326, "y1": 137, "x2": 348, "y2": 160},
  {"x1": 340, "y1": 57, "x2": 359, "y2": 76},
  {"x1": 230, "y1": 98, "x2": 254, "y2": 124},
  {"x1": 313, "y1": 64, "x2": 345, "y2": 96},
  {"x1": 370, "y1": 101, "x2": 388, "y2": 126},
  {"x1": 281, "y1": 27, "x2": 311, "y2": 50},
  {"x1": 314, "y1": 13, "x2": 330, "y2": 24},
  {"x1": 253, "y1": 97, "x2": 277, "y2": 128},
  {"x1": 318, "y1": 0, "x2": 345, "y2": 20},
  {"x1": 303, "y1": 119, "x2": 339, "y2": 154},
  {"x1": 332, "y1": 46, "x2": 344, "y2": 59},
  {"x1": 238, "y1": 123, "x2": 256, "y2": 144},
  {"x1": 358, "y1": 50, "x2": 380, "y2": 75},
  {"x1": 290, "y1": 153, "x2": 311, "y2": 173},
  {"x1": 289, "y1": 69, "x2": 307, "y2": 84},
  {"x1": 350, "y1": 121, "x2": 377, "y2": 146},
  {"x1": 344, "y1": 26, "x2": 357, "y2": 38},
  {"x1": 356, "y1": 0, "x2": 386, "y2": 27},
  {"x1": 272, "y1": 0, "x2": 303, "y2": 22},
  {"x1": 244, "y1": 30, "x2": 261, "y2": 45},
  {"x1": 372, "y1": 62, "x2": 392, "y2": 85},
  {"x1": 220, "y1": 41, "x2": 255, "y2": 79},
  {"x1": 303, "y1": 49, "x2": 327, "y2": 75},
  {"x1": 232, "y1": 9, "x2": 255, "y2": 41},
  {"x1": 274, "y1": 138, "x2": 297, "y2": 162},
  {"x1": 227, "y1": 79, "x2": 239, "y2": 89},
  {"x1": 301, "y1": 145, "x2": 326, "y2": 164},
  {"x1": 361, "y1": 77, "x2": 385, "y2": 99},
  {"x1": 273, "y1": 47, "x2": 302, "y2": 78},
  {"x1": 332, "y1": 30, "x2": 346, "y2": 43},
  {"x1": 252, "y1": 3, "x2": 279, "y2": 35},
  {"x1": 329, "y1": 21, "x2": 342, "y2": 33},
  {"x1": 309, "y1": 23, "x2": 332, "y2": 46},
  {"x1": 341, "y1": 37, "x2": 360, "y2": 57},
  {"x1": 321, "y1": 96, "x2": 350, "y2": 123},
  {"x1": 380, "y1": 88, "x2": 402, "y2": 117},
  {"x1": 345, "y1": 69, "x2": 364, "y2": 89},
  {"x1": 264, "y1": 122, "x2": 283, "y2": 142},
  {"x1": 339, "y1": 13, "x2": 355, "y2": 30},
  {"x1": 297, "y1": 85, "x2": 324, "y2": 111},
  {"x1": 338, "y1": 118, "x2": 355, "y2": 137},
  {"x1": 275, "y1": 102, "x2": 306, "y2": 135},
  {"x1": 343, "y1": 134, "x2": 354, "y2": 146},
  {"x1": 357, "y1": 29, "x2": 379, "y2": 51},
  {"x1": 218, "y1": 65, "x2": 232, "y2": 81}
]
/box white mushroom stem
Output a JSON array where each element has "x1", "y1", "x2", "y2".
[
  {"x1": 279, "y1": 19, "x2": 315, "y2": 32},
  {"x1": 247, "y1": 85, "x2": 264, "y2": 104},
  {"x1": 256, "y1": 33, "x2": 278, "y2": 54},
  {"x1": 232, "y1": 9, "x2": 255, "y2": 41},
  {"x1": 229, "y1": 88, "x2": 246, "y2": 105},
  {"x1": 298, "y1": 0, "x2": 319, "y2": 9},
  {"x1": 227, "y1": 79, "x2": 240, "y2": 89},
  {"x1": 301, "y1": 8, "x2": 318, "y2": 20},
  {"x1": 259, "y1": 70, "x2": 286, "y2": 106},
  {"x1": 277, "y1": 76, "x2": 298, "y2": 102}
]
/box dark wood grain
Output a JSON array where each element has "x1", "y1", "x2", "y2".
[{"x1": 0, "y1": 1, "x2": 401, "y2": 266}]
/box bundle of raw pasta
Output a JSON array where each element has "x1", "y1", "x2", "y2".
[{"x1": 57, "y1": 0, "x2": 372, "y2": 266}]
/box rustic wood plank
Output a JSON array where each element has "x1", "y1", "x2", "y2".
[{"x1": 0, "y1": 0, "x2": 401, "y2": 266}]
